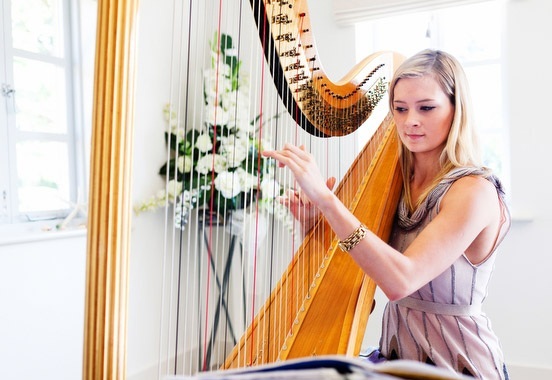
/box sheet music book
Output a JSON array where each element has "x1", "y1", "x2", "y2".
[{"x1": 166, "y1": 355, "x2": 473, "y2": 380}]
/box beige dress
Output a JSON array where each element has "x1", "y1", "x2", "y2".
[{"x1": 380, "y1": 168, "x2": 511, "y2": 379}]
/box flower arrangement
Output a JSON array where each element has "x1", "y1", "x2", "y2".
[{"x1": 136, "y1": 32, "x2": 292, "y2": 230}]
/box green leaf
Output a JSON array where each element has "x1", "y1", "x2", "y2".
[
  {"x1": 220, "y1": 33, "x2": 233, "y2": 53},
  {"x1": 166, "y1": 131, "x2": 187, "y2": 154},
  {"x1": 186, "y1": 129, "x2": 199, "y2": 143},
  {"x1": 159, "y1": 162, "x2": 168, "y2": 176}
]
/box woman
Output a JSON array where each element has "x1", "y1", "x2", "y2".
[{"x1": 263, "y1": 49, "x2": 510, "y2": 379}]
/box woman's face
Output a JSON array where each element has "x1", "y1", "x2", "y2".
[{"x1": 392, "y1": 75, "x2": 454, "y2": 159}]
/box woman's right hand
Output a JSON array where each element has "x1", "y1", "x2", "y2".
[
  {"x1": 262, "y1": 144, "x2": 338, "y2": 232},
  {"x1": 278, "y1": 177, "x2": 336, "y2": 233}
]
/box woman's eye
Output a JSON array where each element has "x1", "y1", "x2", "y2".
[
  {"x1": 394, "y1": 107, "x2": 407, "y2": 113},
  {"x1": 420, "y1": 106, "x2": 436, "y2": 111}
]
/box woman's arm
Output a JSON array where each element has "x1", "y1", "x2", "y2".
[{"x1": 263, "y1": 145, "x2": 501, "y2": 301}]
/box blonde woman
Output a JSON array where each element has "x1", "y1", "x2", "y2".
[{"x1": 263, "y1": 50, "x2": 511, "y2": 379}]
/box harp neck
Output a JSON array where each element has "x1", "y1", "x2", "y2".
[{"x1": 251, "y1": 0, "x2": 402, "y2": 136}]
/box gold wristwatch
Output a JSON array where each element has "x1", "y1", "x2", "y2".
[{"x1": 338, "y1": 223, "x2": 368, "y2": 252}]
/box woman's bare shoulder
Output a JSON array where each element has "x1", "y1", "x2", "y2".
[{"x1": 441, "y1": 174, "x2": 500, "y2": 218}]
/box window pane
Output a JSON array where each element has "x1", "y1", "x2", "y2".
[
  {"x1": 437, "y1": 2, "x2": 501, "y2": 61},
  {"x1": 11, "y1": 0, "x2": 64, "y2": 57},
  {"x1": 16, "y1": 141, "x2": 70, "y2": 213},
  {"x1": 481, "y1": 131, "x2": 506, "y2": 177},
  {"x1": 354, "y1": 0, "x2": 507, "y2": 186},
  {"x1": 13, "y1": 57, "x2": 68, "y2": 133},
  {"x1": 465, "y1": 64, "x2": 502, "y2": 132},
  {"x1": 356, "y1": 12, "x2": 431, "y2": 58},
  {"x1": 465, "y1": 63, "x2": 506, "y2": 178}
]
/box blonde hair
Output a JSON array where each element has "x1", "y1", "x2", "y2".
[{"x1": 388, "y1": 49, "x2": 488, "y2": 211}]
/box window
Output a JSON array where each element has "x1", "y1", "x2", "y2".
[
  {"x1": 355, "y1": 0, "x2": 509, "y2": 188},
  {"x1": 0, "y1": 0, "x2": 89, "y2": 227}
]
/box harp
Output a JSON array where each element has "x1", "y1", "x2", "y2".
[{"x1": 83, "y1": 0, "x2": 403, "y2": 378}]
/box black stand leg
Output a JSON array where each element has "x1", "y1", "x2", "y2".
[
  {"x1": 196, "y1": 221, "x2": 241, "y2": 370},
  {"x1": 204, "y1": 234, "x2": 239, "y2": 368}
]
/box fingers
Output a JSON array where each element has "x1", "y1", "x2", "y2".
[
  {"x1": 277, "y1": 195, "x2": 291, "y2": 208},
  {"x1": 263, "y1": 144, "x2": 331, "y2": 205},
  {"x1": 264, "y1": 145, "x2": 336, "y2": 197},
  {"x1": 262, "y1": 147, "x2": 295, "y2": 169},
  {"x1": 326, "y1": 177, "x2": 337, "y2": 191},
  {"x1": 277, "y1": 189, "x2": 295, "y2": 203},
  {"x1": 262, "y1": 144, "x2": 312, "y2": 168},
  {"x1": 280, "y1": 188, "x2": 306, "y2": 206},
  {"x1": 286, "y1": 143, "x2": 310, "y2": 157}
]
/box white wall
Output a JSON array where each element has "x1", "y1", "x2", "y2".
[
  {"x1": 493, "y1": 0, "x2": 552, "y2": 374},
  {"x1": 0, "y1": 233, "x2": 86, "y2": 380},
  {"x1": 126, "y1": 0, "x2": 174, "y2": 377}
]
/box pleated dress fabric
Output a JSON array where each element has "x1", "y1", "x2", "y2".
[{"x1": 380, "y1": 168, "x2": 511, "y2": 379}]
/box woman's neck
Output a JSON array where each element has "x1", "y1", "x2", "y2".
[{"x1": 409, "y1": 156, "x2": 443, "y2": 206}]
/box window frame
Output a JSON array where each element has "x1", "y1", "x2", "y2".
[{"x1": 0, "y1": 0, "x2": 88, "y2": 230}]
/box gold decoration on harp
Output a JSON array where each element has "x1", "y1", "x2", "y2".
[{"x1": 251, "y1": 0, "x2": 394, "y2": 137}]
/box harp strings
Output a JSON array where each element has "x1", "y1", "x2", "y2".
[
  {"x1": 159, "y1": 0, "x2": 190, "y2": 376},
  {"x1": 157, "y1": 0, "x2": 283, "y2": 374},
  {"x1": 250, "y1": 0, "x2": 288, "y2": 365},
  {"x1": 158, "y1": 0, "x2": 379, "y2": 376}
]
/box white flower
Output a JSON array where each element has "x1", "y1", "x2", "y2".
[
  {"x1": 224, "y1": 47, "x2": 238, "y2": 57},
  {"x1": 205, "y1": 104, "x2": 230, "y2": 126},
  {"x1": 179, "y1": 189, "x2": 198, "y2": 208},
  {"x1": 219, "y1": 91, "x2": 236, "y2": 111},
  {"x1": 163, "y1": 103, "x2": 179, "y2": 129},
  {"x1": 134, "y1": 191, "x2": 167, "y2": 214},
  {"x1": 213, "y1": 155, "x2": 228, "y2": 173},
  {"x1": 233, "y1": 118, "x2": 255, "y2": 134},
  {"x1": 220, "y1": 138, "x2": 248, "y2": 168},
  {"x1": 214, "y1": 171, "x2": 242, "y2": 199},
  {"x1": 196, "y1": 134, "x2": 213, "y2": 153},
  {"x1": 221, "y1": 89, "x2": 249, "y2": 111},
  {"x1": 236, "y1": 167, "x2": 258, "y2": 192},
  {"x1": 177, "y1": 156, "x2": 192, "y2": 173},
  {"x1": 225, "y1": 91, "x2": 254, "y2": 133},
  {"x1": 138, "y1": 33, "x2": 294, "y2": 227},
  {"x1": 204, "y1": 67, "x2": 233, "y2": 95},
  {"x1": 260, "y1": 177, "x2": 281, "y2": 199},
  {"x1": 196, "y1": 154, "x2": 227, "y2": 174},
  {"x1": 208, "y1": 54, "x2": 232, "y2": 76},
  {"x1": 163, "y1": 104, "x2": 185, "y2": 138},
  {"x1": 237, "y1": 71, "x2": 250, "y2": 93},
  {"x1": 166, "y1": 179, "x2": 183, "y2": 201}
]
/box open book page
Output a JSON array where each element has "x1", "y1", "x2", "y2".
[{"x1": 166, "y1": 355, "x2": 473, "y2": 380}]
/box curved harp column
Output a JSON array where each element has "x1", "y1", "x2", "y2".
[
  {"x1": 224, "y1": 115, "x2": 402, "y2": 368},
  {"x1": 83, "y1": 0, "x2": 139, "y2": 379}
]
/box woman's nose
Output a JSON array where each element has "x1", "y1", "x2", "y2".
[{"x1": 405, "y1": 112, "x2": 420, "y2": 127}]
